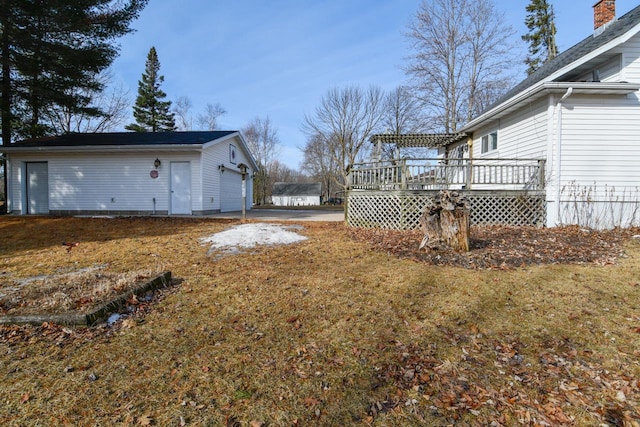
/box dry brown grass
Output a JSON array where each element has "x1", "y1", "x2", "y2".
[
  {"x1": 1, "y1": 216, "x2": 639, "y2": 426},
  {"x1": 1, "y1": 268, "x2": 160, "y2": 315}
]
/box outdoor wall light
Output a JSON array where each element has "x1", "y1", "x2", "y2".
[{"x1": 154, "y1": 158, "x2": 161, "y2": 169}]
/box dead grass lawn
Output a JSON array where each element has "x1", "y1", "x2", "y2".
[{"x1": 1, "y1": 216, "x2": 639, "y2": 426}]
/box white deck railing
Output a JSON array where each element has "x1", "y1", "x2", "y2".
[{"x1": 347, "y1": 158, "x2": 546, "y2": 191}]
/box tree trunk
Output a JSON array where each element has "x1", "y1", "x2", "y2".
[{"x1": 419, "y1": 190, "x2": 470, "y2": 252}]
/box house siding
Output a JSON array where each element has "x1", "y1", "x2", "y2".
[
  {"x1": 472, "y1": 98, "x2": 549, "y2": 160},
  {"x1": 202, "y1": 135, "x2": 255, "y2": 213},
  {"x1": 201, "y1": 145, "x2": 221, "y2": 213},
  {"x1": 465, "y1": 99, "x2": 549, "y2": 191},
  {"x1": 622, "y1": 33, "x2": 640, "y2": 81},
  {"x1": 553, "y1": 94, "x2": 640, "y2": 228},
  {"x1": 466, "y1": 32, "x2": 640, "y2": 228},
  {"x1": 272, "y1": 195, "x2": 321, "y2": 206},
  {"x1": 7, "y1": 151, "x2": 204, "y2": 215}
]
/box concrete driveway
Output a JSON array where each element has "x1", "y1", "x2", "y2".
[{"x1": 209, "y1": 208, "x2": 345, "y2": 222}]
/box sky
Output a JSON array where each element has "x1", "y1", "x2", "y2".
[{"x1": 109, "y1": 0, "x2": 640, "y2": 169}]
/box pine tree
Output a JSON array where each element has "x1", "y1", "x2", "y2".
[
  {"x1": 1, "y1": 0, "x2": 148, "y2": 144},
  {"x1": 126, "y1": 47, "x2": 176, "y2": 132},
  {"x1": 522, "y1": 0, "x2": 559, "y2": 75}
]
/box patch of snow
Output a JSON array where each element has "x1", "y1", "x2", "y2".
[
  {"x1": 107, "y1": 313, "x2": 122, "y2": 325},
  {"x1": 200, "y1": 223, "x2": 307, "y2": 254}
]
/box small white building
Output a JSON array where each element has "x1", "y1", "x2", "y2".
[
  {"x1": 0, "y1": 131, "x2": 258, "y2": 215},
  {"x1": 271, "y1": 183, "x2": 322, "y2": 207}
]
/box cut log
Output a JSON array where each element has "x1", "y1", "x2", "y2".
[{"x1": 419, "y1": 190, "x2": 470, "y2": 252}]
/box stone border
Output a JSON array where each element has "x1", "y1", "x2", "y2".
[{"x1": 0, "y1": 271, "x2": 172, "y2": 327}]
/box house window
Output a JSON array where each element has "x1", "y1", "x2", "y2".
[{"x1": 481, "y1": 132, "x2": 497, "y2": 153}]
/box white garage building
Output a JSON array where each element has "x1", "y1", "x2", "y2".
[{"x1": 0, "y1": 131, "x2": 257, "y2": 216}]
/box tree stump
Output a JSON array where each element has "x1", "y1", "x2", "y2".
[{"x1": 419, "y1": 190, "x2": 470, "y2": 252}]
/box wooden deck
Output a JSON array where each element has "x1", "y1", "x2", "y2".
[
  {"x1": 346, "y1": 158, "x2": 547, "y2": 229},
  {"x1": 348, "y1": 158, "x2": 546, "y2": 191}
]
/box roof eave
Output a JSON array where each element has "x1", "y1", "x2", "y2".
[
  {"x1": 201, "y1": 131, "x2": 239, "y2": 149},
  {"x1": 462, "y1": 81, "x2": 640, "y2": 132},
  {"x1": 0, "y1": 144, "x2": 206, "y2": 153},
  {"x1": 462, "y1": 20, "x2": 640, "y2": 133}
]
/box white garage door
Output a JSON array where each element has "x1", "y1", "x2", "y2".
[{"x1": 220, "y1": 172, "x2": 242, "y2": 212}]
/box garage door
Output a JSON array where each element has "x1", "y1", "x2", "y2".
[{"x1": 220, "y1": 172, "x2": 242, "y2": 212}]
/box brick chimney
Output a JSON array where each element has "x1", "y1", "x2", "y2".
[{"x1": 594, "y1": 0, "x2": 616, "y2": 30}]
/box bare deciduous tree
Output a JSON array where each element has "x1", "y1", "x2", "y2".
[
  {"x1": 173, "y1": 96, "x2": 193, "y2": 131},
  {"x1": 302, "y1": 132, "x2": 342, "y2": 202},
  {"x1": 197, "y1": 103, "x2": 226, "y2": 131},
  {"x1": 46, "y1": 70, "x2": 130, "y2": 133},
  {"x1": 173, "y1": 98, "x2": 226, "y2": 131},
  {"x1": 379, "y1": 85, "x2": 431, "y2": 159},
  {"x1": 302, "y1": 85, "x2": 385, "y2": 190},
  {"x1": 270, "y1": 160, "x2": 306, "y2": 184},
  {"x1": 406, "y1": 0, "x2": 517, "y2": 132},
  {"x1": 242, "y1": 116, "x2": 280, "y2": 205},
  {"x1": 382, "y1": 86, "x2": 428, "y2": 135}
]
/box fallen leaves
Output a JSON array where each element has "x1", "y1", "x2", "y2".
[
  {"x1": 303, "y1": 396, "x2": 320, "y2": 407},
  {"x1": 0, "y1": 268, "x2": 161, "y2": 316},
  {"x1": 1, "y1": 218, "x2": 639, "y2": 425},
  {"x1": 137, "y1": 414, "x2": 153, "y2": 426},
  {"x1": 349, "y1": 225, "x2": 640, "y2": 269},
  {"x1": 61, "y1": 241, "x2": 79, "y2": 251},
  {"x1": 372, "y1": 335, "x2": 640, "y2": 425}
]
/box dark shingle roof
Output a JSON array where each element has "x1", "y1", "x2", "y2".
[
  {"x1": 485, "y1": 3, "x2": 640, "y2": 113},
  {"x1": 9, "y1": 131, "x2": 236, "y2": 147},
  {"x1": 272, "y1": 183, "x2": 322, "y2": 197}
]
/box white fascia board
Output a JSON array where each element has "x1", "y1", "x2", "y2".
[
  {"x1": 236, "y1": 132, "x2": 259, "y2": 171},
  {"x1": 201, "y1": 131, "x2": 239, "y2": 149},
  {"x1": 202, "y1": 131, "x2": 259, "y2": 171}
]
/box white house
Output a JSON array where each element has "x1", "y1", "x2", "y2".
[
  {"x1": 0, "y1": 131, "x2": 258, "y2": 216},
  {"x1": 271, "y1": 183, "x2": 322, "y2": 207},
  {"x1": 448, "y1": 0, "x2": 640, "y2": 229}
]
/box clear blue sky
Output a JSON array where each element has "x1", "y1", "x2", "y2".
[{"x1": 110, "y1": 0, "x2": 639, "y2": 169}]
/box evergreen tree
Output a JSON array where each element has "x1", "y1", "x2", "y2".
[
  {"x1": 126, "y1": 47, "x2": 176, "y2": 132},
  {"x1": 522, "y1": 0, "x2": 559, "y2": 75},
  {"x1": 1, "y1": 0, "x2": 148, "y2": 144}
]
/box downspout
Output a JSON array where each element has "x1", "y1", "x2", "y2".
[
  {"x1": 466, "y1": 136, "x2": 473, "y2": 189},
  {"x1": 555, "y1": 87, "x2": 573, "y2": 225}
]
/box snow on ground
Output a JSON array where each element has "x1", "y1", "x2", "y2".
[{"x1": 200, "y1": 223, "x2": 307, "y2": 255}]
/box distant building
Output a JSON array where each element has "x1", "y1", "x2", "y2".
[{"x1": 272, "y1": 182, "x2": 322, "y2": 206}]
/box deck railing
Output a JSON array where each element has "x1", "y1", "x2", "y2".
[{"x1": 347, "y1": 158, "x2": 546, "y2": 191}]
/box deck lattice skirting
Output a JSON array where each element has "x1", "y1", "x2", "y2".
[{"x1": 347, "y1": 190, "x2": 546, "y2": 229}]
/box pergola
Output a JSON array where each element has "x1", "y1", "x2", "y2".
[
  {"x1": 370, "y1": 133, "x2": 468, "y2": 148},
  {"x1": 370, "y1": 133, "x2": 468, "y2": 160}
]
